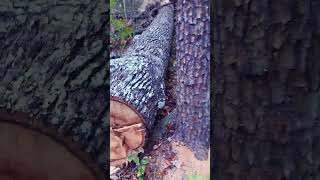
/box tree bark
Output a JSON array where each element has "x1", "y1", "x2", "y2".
[
  {"x1": 110, "y1": 5, "x2": 174, "y2": 130},
  {"x1": 174, "y1": 0, "x2": 210, "y2": 160},
  {"x1": 213, "y1": 0, "x2": 320, "y2": 179},
  {"x1": 0, "y1": 0, "x2": 108, "y2": 178}
]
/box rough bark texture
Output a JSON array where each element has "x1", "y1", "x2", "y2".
[
  {"x1": 213, "y1": 0, "x2": 320, "y2": 179},
  {"x1": 174, "y1": 0, "x2": 210, "y2": 160},
  {"x1": 110, "y1": 5, "x2": 174, "y2": 129},
  {"x1": 0, "y1": 0, "x2": 108, "y2": 174}
]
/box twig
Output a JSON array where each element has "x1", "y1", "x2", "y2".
[{"x1": 122, "y1": 0, "x2": 128, "y2": 22}]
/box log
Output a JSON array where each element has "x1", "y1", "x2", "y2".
[
  {"x1": 110, "y1": 5, "x2": 174, "y2": 165},
  {"x1": 0, "y1": 0, "x2": 107, "y2": 179}
]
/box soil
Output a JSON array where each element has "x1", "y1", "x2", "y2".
[{"x1": 162, "y1": 142, "x2": 210, "y2": 180}]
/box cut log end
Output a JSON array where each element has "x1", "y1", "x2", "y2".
[
  {"x1": 110, "y1": 97, "x2": 146, "y2": 167},
  {"x1": 110, "y1": 97, "x2": 144, "y2": 128},
  {"x1": 0, "y1": 117, "x2": 102, "y2": 180}
]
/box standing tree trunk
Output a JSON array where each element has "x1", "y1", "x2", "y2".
[
  {"x1": 156, "y1": 1, "x2": 210, "y2": 179},
  {"x1": 0, "y1": 0, "x2": 107, "y2": 179},
  {"x1": 213, "y1": 0, "x2": 320, "y2": 179},
  {"x1": 174, "y1": 0, "x2": 210, "y2": 160}
]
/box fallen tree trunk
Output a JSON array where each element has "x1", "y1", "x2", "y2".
[
  {"x1": 110, "y1": 5, "x2": 174, "y2": 166},
  {"x1": 0, "y1": 0, "x2": 108, "y2": 179}
]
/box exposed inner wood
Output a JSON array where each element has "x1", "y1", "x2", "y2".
[
  {"x1": 110, "y1": 99, "x2": 145, "y2": 166},
  {"x1": 0, "y1": 122, "x2": 97, "y2": 180},
  {"x1": 110, "y1": 99, "x2": 144, "y2": 128}
]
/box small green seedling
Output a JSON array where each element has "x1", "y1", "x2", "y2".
[
  {"x1": 110, "y1": 0, "x2": 134, "y2": 49},
  {"x1": 128, "y1": 153, "x2": 149, "y2": 180}
]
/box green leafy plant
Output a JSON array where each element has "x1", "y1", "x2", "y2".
[
  {"x1": 111, "y1": 19, "x2": 133, "y2": 41},
  {"x1": 128, "y1": 153, "x2": 149, "y2": 180},
  {"x1": 110, "y1": 0, "x2": 134, "y2": 48},
  {"x1": 110, "y1": 0, "x2": 117, "y2": 9}
]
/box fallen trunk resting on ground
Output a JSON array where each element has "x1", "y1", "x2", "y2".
[
  {"x1": 110, "y1": 5, "x2": 174, "y2": 166},
  {"x1": 0, "y1": 0, "x2": 108, "y2": 179}
]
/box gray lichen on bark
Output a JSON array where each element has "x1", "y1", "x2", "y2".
[{"x1": 110, "y1": 5, "x2": 174, "y2": 129}]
